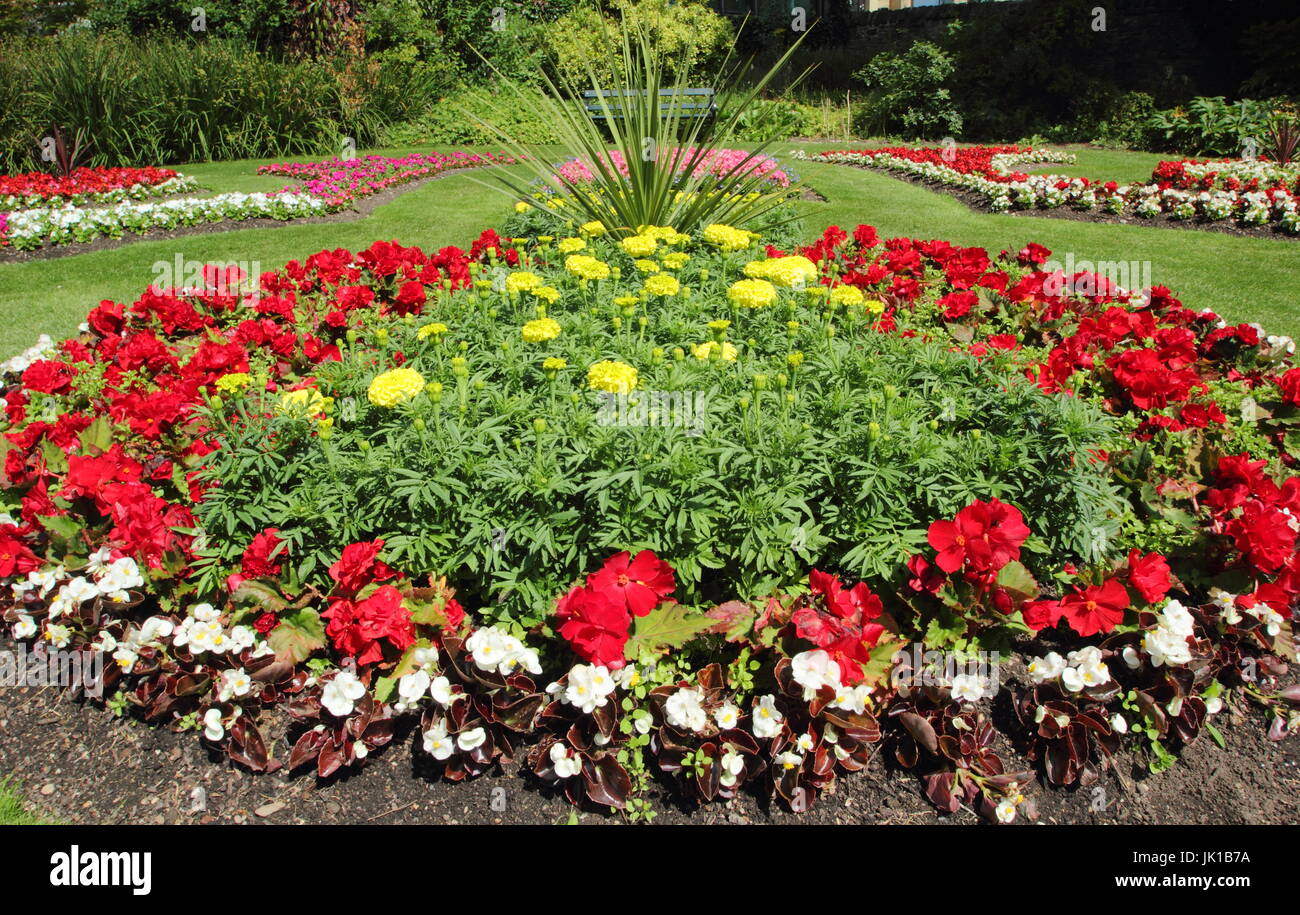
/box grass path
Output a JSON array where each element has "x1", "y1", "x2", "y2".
[{"x1": 1, "y1": 142, "x2": 1298, "y2": 354}]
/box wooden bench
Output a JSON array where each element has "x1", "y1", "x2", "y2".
[{"x1": 582, "y1": 88, "x2": 717, "y2": 127}]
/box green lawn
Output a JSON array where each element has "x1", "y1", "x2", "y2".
[
  {"x1": 1, "y1": 142, "x2": 1298, "y2": 354},
  {"x1": 0, "y1": 776, "x2": 48, "y2": 825}
]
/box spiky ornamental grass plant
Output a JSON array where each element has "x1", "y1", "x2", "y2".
[{"x1": 469, "y1": 12, "x2": 813, "y2": 236}]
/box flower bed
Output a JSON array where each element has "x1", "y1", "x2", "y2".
[
  {"x1": 553, "y1": 148, "x2": 792, "y2": 191},
  {"x1": 0, "y1": 221, "x2": 1297, "y2": 821},
  {"x1": 0, "y1": 165, "x2": 195, "y2": 209},
  {"x1": 800, "y1": 146, "x2": 1300, "y2": 233},
  {"x1": 0, "y1": 152, "x2": 512, "y2": 251}
]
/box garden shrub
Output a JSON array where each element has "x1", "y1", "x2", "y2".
[
  {"x1": 852, "y1": 42, "x2": 962, "y2": 141},
  {"x1": 542, "y1": 0, "x2": 732, "y2": 88},
  {"x1": 1148, "y1": 95, "x2": 1282, "y2": 157},
  {"x1": 384, "y1": 85, "x2": 564, "y2": 147}
]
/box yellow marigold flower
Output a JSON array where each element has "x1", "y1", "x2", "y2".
[
  {"x1": 864, "y1": 298, "x2": 886, "y2": 315},
  {"x1": 788, "y1": 351, "x2": 805, "y2": 369},
  {"x1": 702, "y1": 223, "x2": 753, "y2": 252},
  {"x1": 521, "y1": 318, "x2": 562, "y2": 343},
  {"x1": 727, "y1": 278, "x2": 778, "y2": 309},
  {"x1": 661, "y1": 252, "x2": 690, "y2": 269},
  {"x1": 542, "y1": 357, "x2": 568, "y2": 372},
  {"x1": 580, "y1": 221, "x2": 607, "y2": 237},
  {"x1": 746, "y1": 256, "x2": 819, "y2": 288},
  {"x1": 557, "y1": 237, "x2": 586, "y2": 254},
  {"x1": 621, "y1": 234, "x2": 658, "y2": 257},
  {"x1": 367, "y1": 367, "x2": 425, "y2": 408},
  {"x1": 505, "y1": 272, "x2": 542, "y2": 295},
  {"x1": 417, "y1": 322, "x2": 449, "y2": 340},
  {"x1": 830, "y1": 285, "x2": 865, "y2": 307},
  {"x1": 692, "y1": 341, "x2": 738, "y2": 362},
  {"x1": 613, "y1": 295, "x2": 640, "y2": 307},
  {"x1": 277, "y1": 387, "x2": 331, "y2": 417},
  {"x1": 643, "y1": 274, "x2": 680, "y2": 297},
  {"x1": 530, "y1": 285, "x2": 560, "y2": 304},
  {"x1": 633, "y1": 259, "x2": 660, "y2": 274},
  {"x1": 587, "y1": 360, "x2": 638, "y2": 394},
  {"x1": 637, "y1": 225, "x2": 677, "y2": 240},
  {"x1": 514, "y1": 201, "x2": 531, "y2": 213},
  {"x1": 215, "y1": 372, "x2": 251, "y2": 394},
  {"x1": 708, "y1": 319, "x2": 731, "y2": 333},
  {"x1": 565, "y1": 255, "x2": 611, "y2": 281}
]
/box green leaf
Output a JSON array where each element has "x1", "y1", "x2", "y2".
[
  {"x1": 996, "y1": 560, "x2": 1040, "y2": 603},
  {"x1": 625, "y1": 603, "x2": 715, "y2": 660},
  {"x1": 267, "y1": 608, "x2": 326, "y2": 664}
]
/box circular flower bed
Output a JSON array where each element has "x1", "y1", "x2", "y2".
[{"x1": 0, "y1": 221, "x2": 1297, "y2": 821}]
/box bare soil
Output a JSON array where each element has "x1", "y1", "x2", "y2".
[{"x1": 2, "y1": 645, "x2": 1295, "y2": 826}]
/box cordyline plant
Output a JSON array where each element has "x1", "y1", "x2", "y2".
[{"x1": 469, "y1": 11, "x2": 813, "y2": 235}]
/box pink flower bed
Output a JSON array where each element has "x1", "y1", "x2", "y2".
[
  {"x1": 257, "y1": 151, "x2": 517, "y2": 209},
  {"x1": 555, "y1": 148, "x2": 791, "y2": 189}
]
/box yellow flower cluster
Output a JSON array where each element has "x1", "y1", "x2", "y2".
[
  {"x1": 565, "y1": 255, "x2": 611, "y2": 281},
  {"x1": 215, "y1": 372, "x2": 251, "y2": 394},
  {"x1": 367, "y1": 367, "x2": 425, "y2": 408},
  {"x1": 661, "y1": 252, "x2": 690, "y2": 269},
  {"x1": 277, "y1": 387, "x2": 333, "y2": 423},
  {"x1": 829, "y1": 285, "x2": 864, "y2": 307},
  {"x1": 692, "y1": 341, "x2": 738, "y2": 362},
  {"x1": 745, "y1": 255, "x2": 819, "y2": 288},
  {"x1": 621, "y1": 234, "x2": 658, "y2": 257},
  {"x1": 417, "y1": 322, "x2": 449, "y2": 340},
  {"x1": 521, "y1": 318, "x2": 562, "y2": 343},
  {"x1": 505, "y1": 272, "x2": 542, "y2": 295},
  {"x1": 542, "y1": 357, "x2": 568, "y2": 372},
  {"x1": 703, "y1": 223, "x2": 754, "y2": 252},
  {"x1": 727, "y1": 278, "x2": 778, "y2": 309},
  {"x1": 557, "y1": 237, "x2": 586, "y2": 254},
  {"x1": 642, "y1": 274, "x2": 680, "y2": 297},
  {"x1": 530, "y1": 285, "x2": 560, "y2": 304},
  {"x1": 580, "y1": 221, "x2": 607, "y2": 237},
  {"x1": 587, "y1": 360, "x2": 638, "y2": 394}
]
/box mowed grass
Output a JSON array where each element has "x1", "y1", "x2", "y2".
[
  {"x1": 0, "y1": 776, "x2": 48, "y2": 825},
  {"x1": 1, "y1": 141, "x2": 1298, "y2": 354}
]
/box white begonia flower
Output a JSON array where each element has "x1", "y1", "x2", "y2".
[
  {"x1": 457, "y1": 727, "x2": 487, "y2": 751},
  {"x1": 203, "y1": 708, "x2": 225, "y2": 741},
  {"x1": 714, "y1": 703, "x2": 740, "y2": 730},
  {"x1": 229, "y1": 625, "x2": 256, "y2": 652},
  {"x1": 633, "y1": 711, "x2": 653, "y2": 735},
  {"x1": 1121, "y1": 645, "x2": 1141, "y2": 669},
  {"x1": 752, "y1": 694, "x2": 784, "y2": 739},
  {"x1": 219, "y1": 668, "x2": 253, "y2": 702},
  {"x1": 99, "y1": 557, "x2": 144, "y2": 593},
  {"x1": 1026, "y1": 651, "x2": 1066, "y2": 683},
  {"x1": 995, "y1": 797, "x2": 1017, "y2": 824},
  {"x1": 1158, "y1": 599, "x2": 1195, "y2": 637},
  {"x1": 791, "y1": 649, "x2": 841, "y2": 698},
  {"x1": 321, "y1": 670, "x2": 366, "y2": 718},
  {"x1": 664, "y1": 687, "x2": 708, "y2": 733},
  {"x1": 464, "y1": 626, "x2": 542, "y2": 676},
  {"x1": 87, "y1": 546, "x2": 114, "y2": 577},
  {"x1": 1111, "y1": 714, "x2": 1128, "y2": 735},
  {"x1": 191, "y1": 602, "x2": 221, "y2": 623},
  {"x1": 12, "y1": 614, "x2": 36, "y2": 639},
  {"x1": 795, "y1": 732, "x2": 815, "y2": 753},
  {"x1": 829, "y1": 682, "x2": 871, "y2": 715},
  {"x1": 950, "y1": 673, "x2": 985, "y2": 703},
  {"x1": 46, "y1": 593, "x2": 73, "y2": 620},
  {"x1": 549, "y1": 742, "x2": 582, "y2": 779},
  {"x1": 1209, "y1": 588, "x2": 1241, "y2": 624},
  {"x1": 112, "y1": 647, "x2": 139, "y2": 673},
  {"x1": 429, "y1": 675, "x2": 454, "y2": 707},
  {"x1": 353, "y1": 742, "x2": 369, "y2": 760},
  {"x1": 719, "y1": 746, "x2": 746, "y2": 788},
  {"x1": 411, "y1": 646, "x2": 438, "y2": 669},
  {"x1": 1205, "y1": 696, "x2": 1223, "y2": 715},
  {"x1": 423, "y1": 720, "x2": 454, "y2": 760},
  {"x1": 1245, "y1": 601, "x2": 1284, "y2": 637},
  {"x1": 775, "y1": 751, "x2": 803, "y2": 771},
  {"x1": 397, "y1": 670, "x2": 431, "y2": 709},
  {"x1": 61, "y1": 576, "x2": 100, "y2": 605},
  {"x1": 564, "y1": 663, "x2": 616, "y2": 714},
  {"x1": 1060, "y1": 666, "x2": 1085, "y2": 693},
  {"x1": 43, "y1": 623, "x2": 71, "y2": 648},
  {"x1": 28, "y1": 568, "x2": 60, "y2": 597},
  {"x1": 1143, "y1": 626, "x2": 1192, "y2": 668}
]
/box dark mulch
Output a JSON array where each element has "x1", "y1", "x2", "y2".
[{"x1": 2, "y1": 650, "x2": 1295, "y2": 825}]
